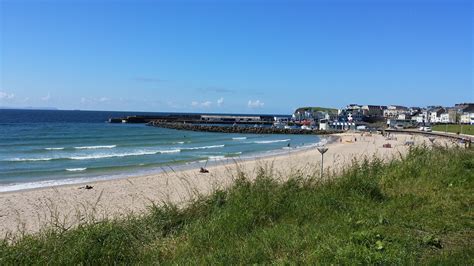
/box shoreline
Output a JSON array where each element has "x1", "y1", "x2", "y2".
[
  {"x1": 0, "y1": 135, "x2": 335, "y2": 194},
  {"x1": 0, "y1": 132, "x2": 455, "y2": 236}
]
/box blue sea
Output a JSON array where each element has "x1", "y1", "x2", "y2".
[{"x1": 0, "y1": 109, "x2": 324, "y2": 192}]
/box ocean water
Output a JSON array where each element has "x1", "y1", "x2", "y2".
[{"x1": 0, "y1": 109, "x2": 324, "y2": 192}]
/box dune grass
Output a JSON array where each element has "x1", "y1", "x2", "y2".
[{"x1": 1, "y1": 146, "x2": 473, "y2": 264}]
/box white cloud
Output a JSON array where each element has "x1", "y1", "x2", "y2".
[
  {"x1": 0, "y1": 91, "x2": 15, "y2": 100},
  {"x1": 248, "y1": 99, "x2": 264, "y2": 108},
  {"x1": 201, "y1": 101, "x2": 212, "y2": 107},
  {"x1": 191, "y1": 100, "x2": 212, "y2": 108},
  {"x1": 41, "y1": 93, "x2": 51, "y2": 101},
  {"x1": 81, "y1": 97, "x2": 110, "y2": 104},
  {"x1": 217, "y1": 97, "x2": 224, "y2": 107}
]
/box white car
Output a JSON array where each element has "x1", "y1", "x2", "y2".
[{"x1": 419, "y1": 126, "x2": 432, "y2": 132}]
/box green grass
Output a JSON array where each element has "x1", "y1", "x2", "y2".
[
  {"x1": 433, "y1": 124, "x2": 474, "y2": 136},
  {"x1": 295, "y1": 106, "x2": 339, "y2": 115},
  {"x1": 1, "y1": 146, "x2": 473, "y2": 264}
]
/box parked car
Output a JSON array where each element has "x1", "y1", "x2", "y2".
[{"x1": 419, "y1": 126, "x2": 432, "y2": 132}]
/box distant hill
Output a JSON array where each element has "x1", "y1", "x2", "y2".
[
  {"x1": 294, "y1": 106, "x2": 338, "y2": 115},
  {"x1": 0, "y1": 106, "x2": 59, "y2": 110}
]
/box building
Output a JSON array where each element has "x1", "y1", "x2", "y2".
[
  {"x1": 384, "y1": 105, "x2": 409, "y2": 118},
  {"x1": 338, "y1": 104, "x2": 364, "y2": 122},
  {"x1": 428, "y1": 107, "x2": 445, "y2": 123},
  {"x1": 458, "y1": 103, "x2": 474, "y2": 125},
  {"x1": 361, "y1": 105, "x2": 387, "y2": 117},
  {"x1": 439, "y1": 108, "x2": 457, "y2": 123}
]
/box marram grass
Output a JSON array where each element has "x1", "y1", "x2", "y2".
[{"x1": 1, "y1": 146, "x2": 473, "y2": 264}]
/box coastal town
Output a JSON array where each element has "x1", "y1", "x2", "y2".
[
  {"x1": 291, "y1": 102, "x2": 474, "y2": 131},
  {"x1": 112, "y1": 102, "x2": 474, "y2": 135}
]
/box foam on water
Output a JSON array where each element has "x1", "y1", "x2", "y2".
[
  {"x1": 45, "y1": 147, "x2": 65, "y2": 150},
  {"x1": 182, "y1": 144, "x2": 225, "y2": 150},
  {"x1": 74, "y1": 145, "x2": 117, "y2": 149},
  {"x1": 66, "y1": 168, "x2": 87, "y2": 172},
  {"x1": 253, "y1": 139, "x2": 291, "y2": 144}
]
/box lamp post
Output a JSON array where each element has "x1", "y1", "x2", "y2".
[{"x1": 317, "y1": 147, "x2": 329, "y2": 178}]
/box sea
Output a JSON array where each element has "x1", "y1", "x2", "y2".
[{"x1": 0, "y1": 109, "x2": 325, "y2": 192}]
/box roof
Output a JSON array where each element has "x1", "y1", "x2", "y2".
[{"x1": 462, "y1": 105, "x2": 474, "y2": 113}]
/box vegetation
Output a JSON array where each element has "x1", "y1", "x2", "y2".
[
  {"x1": 294, "y1": 106, "x2": 338, "y2": 115},
  {"x1": 433, "y1": 124, "x2": 474, "y2": 136},
  {"x1": 1, "y1": 146, "x2": 473, "y2": 264}
]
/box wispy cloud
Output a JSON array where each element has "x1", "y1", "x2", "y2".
[
  {"x1": 217, "y1": 97, "x2": 224, "y2": 107},
  {"x1": 248, "y1": 99, "x2": 264, "y2": 108},
  {"x1": 40, "y1": 93, "x2": 51, "y2": 101},
  {"x1": 191, "y1": 100, "x2": 212, "y2": 108},
  {"x1": 196, "y1": 87, "x2": 235, "y2": 94},
  {"x1": 133, "y1": 77, "x2": 165, "y2": 83},
  {"x1": 81, "y1": 97, "x2": 110, "y2": 104},
  {"x1": 0, "y1": 91, "x2": 15, "y2": 100}
]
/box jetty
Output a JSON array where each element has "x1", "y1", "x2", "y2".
[
  {"x1": 109, "y1": 114, "x2": 283, "y2": 125},
  {"x1": 149, "y1": 122, "x2": 340, "y2": 135}
]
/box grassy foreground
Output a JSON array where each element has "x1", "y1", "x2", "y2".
[
  {"x1": 433, "y1": 124, "x2": 474, "y2": 136},
  {"x1": 1, "y1": 147, "x2": 473, "y2": 264}
]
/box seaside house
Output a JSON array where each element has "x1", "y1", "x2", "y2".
[
  {"x1": 361, "y1": 105, "x2": 387, "y2": 117},
  {"x1": 338, "y1": 104, "x2": 364, "y2": 122},
  {"x1": 458, "y1": 104, "x2": 474, "y2": 125},
  {"x1": 439, "y1": 108, "x2": 457, "y2": 124},
  {"x1": 428, "y1": 107, "x2": 445, "y2": 123},
  {"x1": 460, "y1": 113, "x2": 474, "y2": 125},
  {"x1": 411, "y1": 114, "x2": 425, "y2": 124},
  {"x1": 383, "y1": 105, "x2": 409, "y2": 118}
]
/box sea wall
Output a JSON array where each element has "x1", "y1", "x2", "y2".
[{"x1": 149, "y1": 122, "x2": 341, "y2": 135}]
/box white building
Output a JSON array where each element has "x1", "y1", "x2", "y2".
[
  {"x1": 384, "y1": 105, "x2": 409, "y2": 118},
  {"x1": 440, "y1": 113, "x2": 451, "y2": 123},
  {"x1": 460, "y1": 113, "x2": 474, "y2": 125},
  {"x1": 412, "y1": 115, "x2": 425, "y2": 123},
  {"x1": 428, "y1": 107, "x2": 445, "y2": 123}
]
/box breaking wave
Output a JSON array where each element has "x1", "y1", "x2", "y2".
[
  {"x1": 6, "y1": 149, "x2": 181, "y2": 162},
  {"x1": 182, "y1": 144, "x2": 225, "y2": 151},
  {"x1": 74, "y1": 145, "x2": 117, "y2": 150},
  {"x1": 44, "y1": 147, "x2": 65, "y2": 150},
  {"x1": 254, "y1": 139, "x2": 291, "y2": 144},
  {"x1": 66, "y1": 168, "x2": 87, "y2": 172}
]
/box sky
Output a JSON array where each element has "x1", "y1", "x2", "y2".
[{"x1": 0, "y1": 0, "x2": 472, "y2": 114}]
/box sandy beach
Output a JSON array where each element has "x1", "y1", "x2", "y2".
[{"x1": 0, "y1": 132, "x2": 456, "y2": 237}]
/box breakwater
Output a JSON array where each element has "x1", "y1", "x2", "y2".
[{"x1": 149, "y1": 122, "x2": 340, "y2": 135}]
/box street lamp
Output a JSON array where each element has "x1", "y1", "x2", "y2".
[{"x1": 317, "y1": 147, "x2": 329, "y2": 178}]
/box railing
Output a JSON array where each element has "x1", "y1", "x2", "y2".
[{"x1": 385, "y1": 128, "x2": 474, "y2": 142}]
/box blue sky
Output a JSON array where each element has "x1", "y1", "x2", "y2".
[{"x1": 1, "y1": 0, "x2": 472, "y2": 114}]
